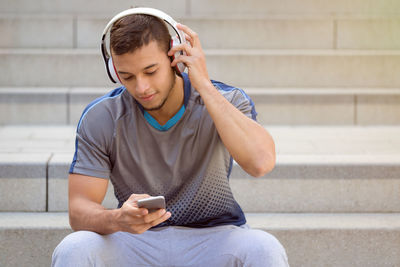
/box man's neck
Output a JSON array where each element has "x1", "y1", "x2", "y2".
[{"x1": 147, "y1": 75, "x2": 184, "y2": 126}]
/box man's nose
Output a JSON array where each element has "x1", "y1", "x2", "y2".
[{"x1": 136, "y1": 76, "x2": 149, "y2": 94}]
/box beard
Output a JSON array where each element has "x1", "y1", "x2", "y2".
[{"x1": 143, "y1": 71, "x2": 176, "y2": 112}]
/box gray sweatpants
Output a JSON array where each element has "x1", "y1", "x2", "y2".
[{"x1": 52, "y1": 224, "x2": 289, "y2": 267}]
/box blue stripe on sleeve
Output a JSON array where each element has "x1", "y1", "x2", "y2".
[{"x1": 211, "y1": 80, "x2": 258, "y2": 121}]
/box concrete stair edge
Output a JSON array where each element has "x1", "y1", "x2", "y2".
[
  {"x1": 1, "y1": 212, "x2": 399, "y2": 267},
  {"x1": 2, "y1": 48, "x2": 400, "y2": 88},
  {"x1": 0, "y1": 151, "x2": 398, "y2": 178},
  {"x1": 1, "y1": 212, "x2": 400, "y2": 229},
  {"x1": 2, "y1": 48, "x2": 400, "y2": 54},
  {"x1": 3, "y1": 13, "x2": 400, "y2": 19},
  {"x1": 2, "y1": 86, "x2": 400, "y2": 126},
  {"x1": 2, "y1": 86, "x2": 400, "y2": 94},
  {"x1": 0, "y1": 0, "x2": 399, "y2": 16},
  {"x1": 1, "y1": 149, "x2": 400, "y2": 212},
  {"x1": 2, "y1": 15, "x2": 400, "y2": 50}
]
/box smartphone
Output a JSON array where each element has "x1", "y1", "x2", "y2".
[{"x1": 137, "y1": 196, "x2": 166, "y2": 212}]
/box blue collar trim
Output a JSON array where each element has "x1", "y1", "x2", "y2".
[
  {"x1": 144, "y1": 105, "x2": 185, "y2": 131},
  {"x1": 182, "y1": 72, "x2": 191, "y2": 107},
  {"x1": 142, "y1": 73, "x2": 191, "y2": 131}
]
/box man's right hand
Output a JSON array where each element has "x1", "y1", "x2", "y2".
[{"x1": 116, "y1": 194, "x2": 172, "y2": 234}]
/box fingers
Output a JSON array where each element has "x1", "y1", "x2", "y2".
[
  {"x1": 127, "y1": 193, "x2": 150, "y2": 206},
  {"x1": 177, "y1": 23, "x2": 199, "y2": 45},
  {"x1": 130, "y1": 209, "x2": 172, "y2": 234},
  {"x1": 123, "y1": 194, "x2": 150, "y2": 215},
  {"x1": 168, "y1": 23, "x2": 204, "y2": 64},
  {"x1": 177, "y1": 23, "x2": 204, "y2": 52},
  {"x1": 118, "y1": 194, "x2": 172, "y2": 234},
  {"x1": 128, "y1": 193, "x2": 151, "y2": 201},
  {"x1": 170, "y1": 54, "x2": 189, "y2": 69},
  {"x1": 142, "y1": 208, "x2": 171, "y2": 225},
  {"x1": 168, "y1": 42, "x2": 192, "y2": 57},
  {"x1": 122, "y1": 201, "x2": 148, "y2": 216},
  {"x1": 132, "y1": 211, "x2": 171, "y2": 234},
  {"x1": 119, "y1": 206, "x2": 171, "y2": 231},
  {"x1": 147, "y1": 210, "x2": 171, "y2": 227},
  {"x1": 168, "y1": 42, "x2": 197, "y2": 69},
  {"x1": 184, "y1": 33, "x2": 193, "y2": 47},
  {"x1": 125, "y1": 195, "x2": 171, "y2": 224}
]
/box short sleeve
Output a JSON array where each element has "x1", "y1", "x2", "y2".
[
  {"x1": 69, "y1": 104, "x2": 113, "y2": 179},
  {"x1": 212, "y1": 80, "x2": 258, "y2": 121},
  {"x1": 229, "y1": 88, "x2": 258, "y2": 121}
]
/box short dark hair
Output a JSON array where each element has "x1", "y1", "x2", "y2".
[{"x1": 110, "y1": 14, "x2": 171, "y2": 55}]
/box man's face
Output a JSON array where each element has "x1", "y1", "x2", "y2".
[{"x1": 112, "y1": 41, "x2": 176, "y2": 111}]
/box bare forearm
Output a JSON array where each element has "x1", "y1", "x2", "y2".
[
  {"x1": 69, "y1": 197, "x2": 119, "y2": 235},
  {"x1": 198, "y1": 82, "x2": 276, "y2": 177}
]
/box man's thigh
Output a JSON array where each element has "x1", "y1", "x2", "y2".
[
  {"x1": 169, "y1": 224, "x2": 289, "y2": 267},
  {"x1": 52, "y1": 225, "x2": 289, "y2": 267},
  {"x1": 52, "y1": 229, "x2": 169, "y2": 267}
]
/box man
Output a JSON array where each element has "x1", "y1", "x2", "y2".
[{"x1": 52, "y1": 8, "x2": 289, "y2": 267}]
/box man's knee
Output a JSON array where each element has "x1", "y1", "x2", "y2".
[
  {"x1": 52, "y1": 231, "x2": 104, "y2": 267},
  {"x1": 237, "y1": 229, "x2": 289, "y2": 266}
]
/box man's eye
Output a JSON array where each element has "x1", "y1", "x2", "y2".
[
  {"x1": 146, "y1": 70, "x2": 157, "y2": 76},
  {"x1": 123, "y1": 76, "x2": 133, "y2": 81}
]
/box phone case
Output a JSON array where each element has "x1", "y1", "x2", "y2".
[{"x1": 137, "y1": 196, "x2": 166, "y2": 212}]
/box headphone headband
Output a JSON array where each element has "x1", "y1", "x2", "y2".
[
  {"x1": 101, "y1": 7, "x2": 184, "y2": 40},
  {"x1": 101, "y1": 7, "x2": 186, "y2": 83}
]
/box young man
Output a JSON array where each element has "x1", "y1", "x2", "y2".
[{"x1": 52, "y1": 8, "x2": 289, "y2": 267}]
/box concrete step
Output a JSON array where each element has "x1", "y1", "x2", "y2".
[
  {"x1": 0, "y1": 0, "x2": 187, "y2": 16},
  {"x1": 0, "y1": 0, "x2": 399, "y2": 16},
  {"x1": 1, "y1": 126, "x2": 399, "y2": 212},
  {"x1": 0, "y1": 212, "x2": 399, "y2": 267},
  {"x1": 2, "y1": 49, "x2": 400, "y2": 88},
  {"x1": 233, "y1": 155, "x2": 400, "y2": 212},
  {"x1": 249, "y1": 88, "x2": 400, "y2": 125},
  {"x1": 184, "y1": 16, "x2": 400, "y2": 50},
  {"x1": 3, "y1": 14, "x2": 400, "y2": 50},
  {"x1": 0, "y1": 87, "x2": 108, "y2": 126},
  {"x1": 2, "y1": 87, "x2": 400, "y2": 126},
  {"x1": 190, "y1": 0, "x2": 400, "y2": 17}
]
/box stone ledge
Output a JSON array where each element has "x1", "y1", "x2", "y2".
[
  {"x1": 2, "y1": 212, "x2": 400, "y2": 229},
  {"x1": 2, "y1": 87, "x2": 400, "y2": 125},
  {"x1": 1, "y1": 212, "x2": 399, "y2": 267},
  {"x1": 0, "y1": 153, "x2": 51, "y2": 178}
]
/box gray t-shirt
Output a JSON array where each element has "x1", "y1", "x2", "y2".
[{"x1": 70, "y1": 73, "x2": 258, "y2": 228}]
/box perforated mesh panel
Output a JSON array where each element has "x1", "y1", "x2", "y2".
[
  {"x1": 112, "y1": 164, "x2": 236, "y2": 226},
  {"x1": 166, "y1": 165, "x2": 236, "y2": 225}
]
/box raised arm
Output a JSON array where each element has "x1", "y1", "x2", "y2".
[{"x1": 169, "y1": 24, "x2": 276, "y2": 177}]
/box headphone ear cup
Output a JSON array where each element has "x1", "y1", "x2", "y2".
[
  {"x1": 170, "y1": 36, "x2": 186, "y2": 74},
  {"x1": 107, "y1": 57, "x2": 121, "y2": 84}
]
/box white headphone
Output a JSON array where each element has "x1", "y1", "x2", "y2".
[{"x1": 101, "y1": 7, "x2": 187, "y2": 84}]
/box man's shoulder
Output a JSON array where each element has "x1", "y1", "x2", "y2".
[
  {"x1": 81, "y1": 87, "x2": 126, "y2": 115},
  {"x1": 77, "y1": 87, "x2": 127, "y2": 131}
]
